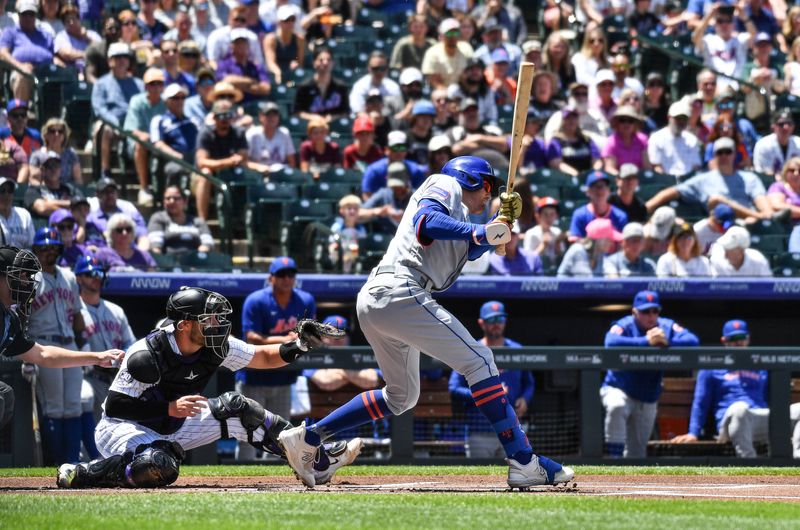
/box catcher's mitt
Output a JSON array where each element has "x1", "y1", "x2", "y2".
[{"x1": 279, "y1": 319, "x2": 347, "y2": 363}]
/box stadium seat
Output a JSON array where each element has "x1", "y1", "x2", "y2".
[
  {"x1": 750, "y1": 234, "x2": 787, "y2": 255},
  {"x1": 269, "y1": 167, "x2": 314, "y2": 186},
  {"x1": 638, "y1": 169, "x2": 677, "y2": 187},
  {"x1": 280, "y1": 199, "x2": 336, "y2": 267},
  {"x1": 638, "y1": 183, "x2": 666, "y2": 202},
  {"x1": 530, "y1": 168, "x2": 576, "y2": 187},
  {"x1": 529, "y1": 183, "x2": 561, "y2": 201},
  {"x1": 246, "y1": 182, "x2": 301, "y2": 266},
  {"x1": 61, "y1": 80, "x2": 93, "y2": 147},
  {"x1": 332, "y1": 24, "x2": 379, "y2": 43},
  {"x1": 670, "y1": 200, "x2": 706, "y2": 222},
  {"x1": 772, "y1": 252, "x2": 800, "y2": 277},
  {"x1": 302, "y1": 181, "x2": 354, "y2": 202},
  {"x1": 178, "y1": 250, "x2": 233, "y2": 272},
  {"x1": 357, "y1": 232, "x2": 391, "y2": 273},
  {"x1": 151, "y1": 252, "x2": 178, "y2": 271},
  {"x1": 747, "y1": 219, "x2": 788, "y2": 237},
  {"x1": 318, "y1": 167, "x2": 363, "y2": 189}
]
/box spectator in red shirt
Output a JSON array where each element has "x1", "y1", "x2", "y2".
[
  {"x1": 343, "y1": 116, "x2": 382, "y2": 171},
  {"x1": 299, "y1": 119, "x2": 342, "y2": 178},
  {"x1": 0, "y1": 99, "x2": 42, "y2": 158}
]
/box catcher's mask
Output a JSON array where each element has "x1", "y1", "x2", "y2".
[
  {"x1": 166, "y1": 286, "x2": 233, "y2": 359},
  {"x1": 6, "y1": 248, "x2": 41, "y2": 309}
]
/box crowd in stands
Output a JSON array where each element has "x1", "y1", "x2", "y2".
[{"x1": 0, "y1": 0, "x2": 798, "y2": 277}]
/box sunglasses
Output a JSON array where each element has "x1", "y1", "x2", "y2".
[
  {"x1": 638, "y1": 308, "x2": 660, "y2": 315},
  {"x1": 484, "y1": 316, "x2": 506, "y2": 324},
  {"x1": 786, "y1": 167, "x2": 800, "y2": 174},
  {"x1": 47, "y1": 128, "x2": 65, "y2": 135},
  {"x1": 80, "y1": 270, "x2": 105, "y2": 279},
  {"x1": 647, "y1": 81, "x2": 664, "y2": 88},
  {"x1": 0, "y1": 185, "x2": 14, "y2": 195},
  {"x1": 717, "y1": 101, "x2": 735, "y2": 110},
  {"x1": 389, "y1": 144, "x2": 407, "y2": 152},
  {"x1": 716, "y1": 17, "x2": 733, "y2": 24},
  {"x1": 214, "y1": 112, "x2": 235, "y2": 120},
  {"x1": 57, "y1": 222, "x2": 75, "y2": 230},
  {"x1": 8, "y1": 113, "x2": 26, "y2": 120},
  {"x1": 776, "y1": 121, "x2": 794, "y2": 128},
  {"x1": 215, "y1": 93, "x2": 235, "y2": 100},
  {"x1": 114, "y1": 226, "x2": 133, "y2": 234},
  {"x1": 181, "y1": 51, "x2": 200, "y2": 58},
  {"x1": 122, "y1": 20, "x2": 137, "y2": 26},
  {"x1": 274, "y1": 270, "x2": 296, "y2": 278},
  {"x1": 715, "y1": 149, "x2": 734, "y2": 156},
  {"x1": 613, "y1": 64, "x2": 629, "y2": 71},
  {"x1": 233, "y1": 17, "x2": 246, "y2": 23},
  {"x1": 370, "y1": 66, "x2": 388, "y2": 73},
  {"x1": 146, "y1": 81, "x2": 165, "y2": 87},
  {"x1": 198, "y1": 78, "x2": 216, "y2": 87},
  {"x1": 106, "y1": 25, "x2": 120, "y2": 32},
  {"x1": 444, "y1": 30, "x2": 461, "y2": 37}
]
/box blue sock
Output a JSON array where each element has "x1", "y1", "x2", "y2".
[
  {"x1": 305, "y1": 389, "x2": 392, "y2": 446},
  {"x1": 470, "y1": 376, "x2": 532, "y2": 464},
  {"x1": 81, "y1": 412, "x2": 100, "y2": 460},
  {"x1": 606, "y1": 442, "x2": 624, "y2": 458},
  {"x1": 62, "y1": 417, "x2": 82, "y2": 464}
]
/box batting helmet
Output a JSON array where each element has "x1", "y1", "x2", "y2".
[
  {"x1": 440, "y1": 156, "x2": 501, "y2": 194},
  {"x1": 166, "y1": 286, "x2": 233, "y2": 359},
  {"x1": 74, "y1": 255, "x2": 107, "y2": 284},
  {"x1": 32, "y1": 227, "x2": 63, "y2": 248}
]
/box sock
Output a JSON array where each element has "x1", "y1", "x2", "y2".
[
  {"x1": 42, "y1": 417, "x2": 64, "y2": 466},
  {"x1": 62, "y1": 417, "x2": 82, "y2": 464},
  {"x1": 305, "y1": 389, "x2": 392, "y2": 446},
  {"x1": 605, "y1": 442, "x2": 624, "y2": 458},
  {"x1": 81, "y1": 412, "x2": 100, "y2": 460},
  {"x1": 470, "y1": 376, "x2": 532, "y2": 463}
]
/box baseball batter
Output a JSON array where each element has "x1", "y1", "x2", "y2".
[
  {"x1": 57, "y1": 287, "x2": 362, "y2": 489},
  {"x1": 278, "y1": 156, "x2": 574, "y2": 489}
]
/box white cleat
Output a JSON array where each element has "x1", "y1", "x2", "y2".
[
  {"x1": 278, "y1": 422, "x2": 318, "y2": 488},
  {"x1": 56, "y1": 463, "x2": 78, "y2": 489},
  {"x1": 507, "y1": 455, "x2": 575, "y2": 488},
  {"x1": 314, "y1": 438, "x2": 364, "y2": 485}
]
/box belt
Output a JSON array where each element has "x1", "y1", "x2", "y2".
[
  {"x1": 38, "y1": 335, "x2": 74, "y2": 346},
  {"x1": 373, "y1": 265, "x2": 434, "y2": 291}
]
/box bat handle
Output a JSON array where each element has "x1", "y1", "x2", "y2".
[{"x1": 496, "y1": 244, "x2": 506, "y2": 256}]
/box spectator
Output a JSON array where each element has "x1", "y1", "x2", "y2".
[
  {"x1": 422, "y1": 0, "x2": 453, "y2": 38},
  {"x1": 601, "y1": 290, "x2": 700, "y2": 457},
  {"x1": 0, "y1": 135, "x2": 28, "y2": 185},
  {"x1": 449, "y1": 59, "x2": 498, "y2": 125},
  {"x1": 609, "y1": 163, "x2": 648, "y2": 223},
  {"x1": 569, "y1": 170, "x2": 628, "y2": 241},
  {"x1": 694, "y1": 203, "x2": 736, "y2": 254},
  {"x1": 546, "y1": 107, "x2": 602, "y2": 176},
  {"x1": 94, "y1": 213, "x2": 156, "y2": 271},
  {"x1": 769, "y1": 158, "x2": 800, "y2": 252},
  {"x1": 671, "y1": 320, "x2": 800, "y2": 458},
  {"x1": 84, "y1": 16, "x2": 120, "y2": 84},
  {"x1": 87, "y1": 177, "x2": 149, "y2": 250},
  {"x1": 245, "y1": 101, "x2": 296, "y2": 171},
  {"x1": 304, "y1": 315, "x2": 380, "y2": 392},
  {"x1": 684, "y1": 93, "x2": 711, "y2": 146},
  {"x1": 404, "y1": 100, "x2": 436, "y2": 165},
  {"x1": 489, "y1": 222, "x2": 543, "y2": 276},
  {"x1": 328, "y1": 194, "x2": 366, "y2": 273},
  {"x1": 159, "y1": 39, "x2": 195, "y2": 96},
  {"x1": 293, "y1": 46, "x2": 349, "y2": 123},
  {"x1": 147, "y1": 185, "x2": 214, "y2": 256},
  {"x1": 592, "y1": 69, "x2": 618, "y2": 125},
  {"x1": 25, "y1": 151, "x2": 84, "y2": 222},
  {"x1": 359, "y1": 162, "x2": 412, "y2": 235},
  {"x1": 559, "y1": 217, "x2": 622, "y2": 277},
  {"x1": 361, "y1": 131, "x2": 427, "y2": 199},
  {"x1": 183, "y1": 67, "x2": 216, "y2": 128},
  {"x1": 527, "y1": 70, "x2": 561, "y2": 127},
  {"x1": 471, "y1": 0, "x2": 527, "y2": 47},
  {"x1": 609, "y1": 53, "x2": 644, "y2": 101},
  {"x1": 484, "y1": 47, "x2": 517, "y2": 107},
  {"x1": 541, "y1": 30, "x2": 576, "y2": 91},
  {"x1": 0, "y1": 99, "x2": 42, "y2": 158},
  {"x1": 656, "y1": 221, "x2": 714, "y2": 277},
  {"x1": 53, "y1": 4, "x2": 101, "y2": 72},
  {"x1": 48, "y1": 209, "x2": 89, "y2": 267},
  {"x1": 391, "y1": 13, "x2": 436, "y2": 70},
  {"x1": 523, "y1": 196, "x2": 566, "y2": 261},
  {"x1": 216, "y1": 28, "x2": 271, "y2": 104},
  {"x1": 447, "y1": 98, "x2": 508, "y2": 170},
  {"x1": 150, "y1": 83, "x2": 200, "y2": 182},
  {"x1": 117, "y1": 9, "x2": 154, "y2": 70},
  {"x1": 473, "y1": 19, "x2": 522, "y2": 75},
  {"x1": 0, "y1": 177, "x2": 34, "y2": 248},
  {"x1": 784, "y1": 7, "x2": 800, "y2": 54},
  {"x1": 738, "y1": 0, "x2": 781, "y2": 43},
  {"x1": 647, "y1": 137, "x2": 778, "y2": 221},
  {"x1": 742, "y1": 33, "x2": 781, "y2": 131},
  {"x1": 421, "y1": 18, "x2": 473, "y2": 90},
  {"x1": 449, "y1": 300, "x2": 533, "y2": 458},
  {"x1": 642, "y1": 73, "x2": 669, "y2": 130},
  {"x1": 693, "y1": 3, "x2": 754, "y2": 91},
  {"x1": 299, "y1": 119, "x2": 342, "y2": 178},
  {"x1": 629, "y1": 0, "x2": 662, "y2": 36},
  {"x1": 571, "y1": 26, "x2": 610, "y2": 86},
  {"x1": 350, "y1": 51, "x2": 402, "y2": 115},
  {"x1": 364, "y1": 89, "x2": 394, "y2": 148},
  {"x1": 753, "y1": 110, "x2": 800, "y2": 176},
  {"x1": 0, "y1": 0, "x2": 59, "y2": 101},
  {"x1": 206, "y1": 7, "x2": 264, "y2": 68},
  {"x1": 648, "y1": 102, "x2": 702, "y2": 177},
  {"x1": 343, "y1": 116, "x2": 382, "y2": 171},
  {"x1": 521, "y1": 39, "x2": 543, "y2": 70},
  {"x1": 200, "y1": 81, "x2": 252, "y2": 129},
  {"x1": 643, "y1": 205, "x2": 676, "y2": 259},
  {"x1": 123, "y1": 67, "x2": 166, "y2": 208},
  {"x1": 136, "y1": 0, "x2": 169, "y2": 47},
  {"x1": 29, "y1": 119, "x2": 82, "y2": 186},
  {"x1": 394, "y1": 68, "x2": 426, "y2": 124},
  {"x1": 70, "y1": 196, "x2": 104, "y2": 248},
  {"x1": 544, "y1": 81, "x2": 610, "y2": 149},
  {"x1": 195, "y1": 100, "x2": 252, "y2": 219},
  {"x1": 177, "y1": 39, "x2": 203, "y2": 79},
  {"x1": 427, "y1": 134, "x2": 453, "y2": 174},
  {"x1": 709, "y1": 225, "x2": 771, "y2": 276},
  {"x1": 704, "y1": 114, "x2": 752, "y2": 170},
  {"x1": 604, "y1": 222, "x2": 657, "y2": 277},
  {"x1": 694, "y1": 69, "x2": 720, "y2": 127},
  {"x1": 238, "y1": 256, "x2": 315, "y2": 460},
  {"x1": 263, "y1": 5, "x2": 305, "y2": 86},
  {"x1": 91, "y1": 43, "x2": 143, "y2": 181},
  {"x1": 163, "y1": 10, "x2": 207, "y2": 53},
  {"x1": 602, "y1": 105, "x2": 651, "y2": 175},
  {"x1": 786, "y1": 36, "x2": 800, "y2": 97}
]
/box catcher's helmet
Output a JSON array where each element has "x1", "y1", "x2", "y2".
[
  {"x1": 2, "y1": 246, "x2": 41, "y2": 310},
  {"x1": 32, "y1": 226, "x2": 63, "y2": 248},
  {"x1": 74, "y1": 255, "x2": 107, "y2": 284},
  {"x1": 166, "y1": 286, "x2": 232, "y2": 359},
  {"x1": 440, "y1": 156, "x2": 501, "y2": 194}
]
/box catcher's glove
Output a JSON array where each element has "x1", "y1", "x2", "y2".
[{"x1": 279, "y1": 319, "x2": 347, "y2": 363}]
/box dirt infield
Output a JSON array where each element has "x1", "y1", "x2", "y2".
[{"x1": 2, "y1": 474, "x2": 799, "y2": 501}]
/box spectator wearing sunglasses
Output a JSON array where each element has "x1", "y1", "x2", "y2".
[
  {"x1": 0, "y1": 99, "x2": 41, "y2": 158},
  {"x1": 53, "y1": 3, "x2": 101, "y2": 72},
  {"x1": 753, "y1": 110, "x2": 800, "y2": 176},
  {"x1": 0, "y1": 176, "x2": 33, "y2": 248},
  {"x1": 84, "y1": 16, "x2": 121, "y2": 84},
  {"x1": 29, "y1": 119, "x2": 82, "y2": 185},
  {"x1": 206, "y1": 7, "x2": 264, "y2": 69},
  {"x1": 25, "y1": 150, "x2": 85, "y2": 223},
  {"x1": 159, "y1": 39, "x2": 196, "y2": 97},
  {"x1": 361, "y1": 131, "x2": 427, "y2": 200},
  {"x1": 163, "y1": 11, "x2": 207, "y2": 55},
  {"x1": 263, "y1": 5, "x2": 305, "y2": 86},
  {"x1": 184, "y1": 67, "x2": 217, "y2": 128},
  {"x1": 87, "y1": 177, "x2": 149, "y2": 251},
  {"x1": 703, "y1": 114, "x2": 751, "y2": 170},
  {"x1": 48, "y1": 209, "x2": 89, "y2": 268},
  {"x1": 94, "y1": 213, "x2": 156, "y2": 272},
  {"x1": 421, "y1": 18, "x2": 474, "y2": 91},
  {"x1": 350, "y1": 51, "x2": 402, "y2": 115},
  {"x1": 602, "y1": 105, "x2": 651, "y2": 176},
  {"x1": 693, "y1": 3, "x2": 756, "y2": 92}
]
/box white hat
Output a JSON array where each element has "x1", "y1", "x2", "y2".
[
  {"x1": 428, "y1": 135, "x2": 451, "y2": 152},
  {"x1": 717, "y1": 226, "x2": 750, "y2": 250},
  {"x1": 107, "y1": 42, "x2": 131, "y2": 58},
  {"x1": 622, "y1": 222, "x2": 644, "y2": 239},
  {"x1": 619, "y1": 163, "x2": 638, "y2": 179},
  {"x1": 399, "y1": 67, "x2": 423, "y2": 86},
  {"x1": 668, "y1": 101, "x2": 690, "y2": 118},
  {"x1": 17, "y1": 0, "x2": 38, "y2": 13},
  {"x1": 595, "y1": 69, "x2": 615, "y2": 85},
  {"x1": 387, "y1": 130, "x2": 407, "y2": 147},
  {"x1": 713, "y1": 137, "x2": 736, "y2": 153},
  {"x1": 230, "y1": 28, "x2": 251, "y2": 42},
  {"x1": 277, "y1": 4, "x2": 295, "y2": 21},
  {"x1": 645, "y1": 206, "x2": 676, "y2": 241},
  {"x1": 163, "y1": 83, "x2": 188, "y2": 99},
  {"x1": 438, "y1": 18, "x2": 460, "y2": 35},
  {"x1": 446, "y1": 84, "x2": 463, "y2": 100}
]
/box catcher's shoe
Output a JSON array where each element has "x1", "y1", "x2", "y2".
[
  {"x1": 56, "y1": 463, "x2": 83, "y2": 488},
  {"x1": 507, "y1": 455, "x2": 574, "y2": 488},
  {"x1": 278, "y1": 422, "x2": 318, "y2": 488},
  {"x1": 313, "y1": 438, "x2": 364, "y2": 485}
]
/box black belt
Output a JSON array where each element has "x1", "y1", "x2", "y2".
[
  {"x1": 373, "y1": 265, "x2": 434, "y2": 291},
  {"x1": 38, "y1": 335, "x2": 74, "y2": 346}
]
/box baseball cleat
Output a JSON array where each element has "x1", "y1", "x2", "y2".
[
  {"x1": 314, "y1": 438, "x2": 364, "y2": 485},
  {"x1": 506, "y1": 455, "x2": 575, "y2": 488},
  {"x1": 278, "y1": 422, "x2": 318, "y2": 488},
  {"x1": 56, "y1": 463, "x2": 79, "y2": 488}
]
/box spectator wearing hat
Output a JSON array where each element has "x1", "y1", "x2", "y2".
[
  {"x1": 159, "y1": 39, "x2": 196, "y2": 97},
  {"x1": 147, "y1": 185, "x2": 214, "y2": 256},
  {"x1": 206, "y1": 7, "x2": 264, "y2": 69},
  {"x1": 523, "y1": 197, "x2": 566, "y2": 261},
  {"x1": 151, "y1": 82, "x2": 200, "y2": 186},
  {"x1": 448, "y1": 58, "x2": 499, "y2": 125},
  {"x1": 484, "y1": 47, "x2": 517, "y2": 106},
  {"x1": 609, "y1": 163, "x2": 648, "y2": 223},
  {"x1": 403, "y1": 100, "x2": 436, "y2": 165},
  {"x1": 473, "y1": 19, "x2": 522, "y2": 74},
  {"x1": 648, "y1": 101, "x2": 703, "y2": 177},
  {"x1": 709, "y1": 225, "x2": 771, "y2": 276},
  {"x1": 48, "y1": 209, "x2": 89, "y2": 267},
  {"x1": 753, "y1": 110, "x2": 800, "y2": 176},
  {"x1": 53, "y1": 3, "x2": 101, "y2": 72},
  {"x1": 742, "y1": 33, "x2": 782, "y2": 121},
  {"x1": 216, "y1": 28, "x2": 270, "y2": 104},
  {"x1": 545, "y1": 81, "x2": 610, "y2": 149},
  {"x1": 299, "y1": 119, "x2": 341, "y2": 179},
  {"x1": 604, "y1": 222, "x2": 656, "y2": 277},
  {"x1": 391, "y1": 13, "x2": 437, "y2": 70},
  {"x1": 329, "y1": 194, "x2": 367, "y2": 273},
  {"x1": 29, "y1": 118, "x2": 81, "y2": 185},
  {"x1": 262, "y1": 4, "x2": 305, "y2": 86},
  {"x1": 364, "y1": 88, "x2": 393, "y2": 148},
  {"x1": 293, "y1": 46, "x2": 350, "y2": 123},
  {"x1": 601, "y1": 290, "x2": 700, "y2": 457},
  {"x1": 471, "y1": 0, "x2": 527, "y2": 47},
  {"x1": 0, "y1": 100, "x2": 41, "y2": 158},
  {"x1": 87, "y1": 177, "x2": 149, "y2": 249},
  {"x1": 521, "y1": 39, "x2": 543, "y2": 69},
  {"x1": 704, "y1": 114, "x2": 752, "y2": 170},
  {"x1": 602, "y1": 105, "x2": 651, "y2": 175},
  {"x1": 656, "y1": 221, "x2": 713, "y2": 277},
  {"x1": 343, "y1": 116, "x2": 382, "y2": 171},
  {"x1": 245, "y1": 101, "x2": 296, "y2": 171},
  {"x1": 571, "y1": 27, "x2": 610, "y2": 87},
  {"x1": 394, "y1": 67, "x2": 427, "y2": 124},
  {"x1": 489, "y1": 222, "x2": 543, "y2": 276},
  {"x1": 163, "y1": 11, "x2": 207, "y2": 54},
  {"x1": 693, "y1": 3, "x2": 755, "y2": 91},
  {"x1": 546, "y1": 106, "x2": 602, "y2": 176},
  {"x1": 427, "y1": 134, "x2": 453, "y2": 174},
  {"x1": 177, "y1": 39, "x2": 204, "y2": 80},
  {"x1": 592, "y1": 69, "x2": 618, "y2": 125},
  {"x1": 0, "y1": 176, "x2": 33, "y2": 248},
  {"x1": 25, "y1": 151, "x2": 85, "y2": 222},
  {"x1": 183, "y1": 67, "x2": 217, "y2": 128},
  {"x1": 360, "y1": 162, "x2": 414, "y2": 235},
  {"x1": 361, "y1": 131, "x2": 427, "y2": 199},
  {"x1": 350, "y1": 51, "x2": 402, "y2": 115},
  {"x1": 558, "y1": 217, "x2": 622, "y2": 277},
  {"x1": 642, "y1": 205, "x2": 676, "y2": 258},
  {"x1": 94, "y1": 212, "x2": 156, "y2": 272},
  {"x1": 446, "y1": 98, "x2": 509, "y2": 170},
  {"x1": 84, "y1": 16, "x2": 121, "y2": 84},
  {"x1": 569, "y1": 171, "x2": 628, "y2": 241},
  {"x1": 421, "y1": 17, "x2": 474, "y2": 90},
  {"x1": 694, "y1": 203, "x2": 736, "y2": 254}
]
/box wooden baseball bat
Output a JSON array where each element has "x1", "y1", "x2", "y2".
[
  {"x1": 496, "y1": 62, "x2": 535, "y2": 257},
  {"x1": 30, "y1": 371, "x2": 43, "y2": 467}
]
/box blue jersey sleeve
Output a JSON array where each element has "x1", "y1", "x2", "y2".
[
  {"x1": 413, "y1": 199, "x2": 490, "y2": 245},
  {"x1": 448, "y1": 370, "x2": 473, "y2": 402},
  {"x1": 666, "y1": 321, "x2": 700, "y2": 346},
  {"x1": 604, "y1": 321, "x2": 649, "y2": 347},
  {"x1": 241, "y1": 292, "x2": 262, "y2": 335},
  {"x1": 688, "y1": 370, "x2": 715, "y2": 437}
]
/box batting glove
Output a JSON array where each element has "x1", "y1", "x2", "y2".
[{"x1": 499, "y1": 191, "x2": 522, "y2": 224}]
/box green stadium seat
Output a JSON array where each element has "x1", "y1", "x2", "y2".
[
  {"x1": 772, "y1": 252, "x2": 800, "y2": 277},
  {"x1": 178, "y1": 251, "x2": 233, "y2": 272},
  {"x1": 670, "y1": 199, "x2": 707, "y2": 222},
  {"x1": 357, "y1": 232, "x2": 391, "y2": 272},
  {"x1": 151, "y1": 252, "x2": 177, "y2": 271},
  {"x1": 749, "y1": 233, "x2": 787, "y2": 255},
  {"x1": 747, "y1": 218, "x2": 788, "y2": 237},
  {"x1": 318, "y1": 167, "x2": 363, "y2": 189},
  {"x1": 280, "y1": 199, "x2": 337, "y2": 266},
  {"x1": 302, "y1": 181, "x2": 354, "y2": 202},
  {"x1": 638, "y1": 183, "x2": 666, "y2": 202},
  {"x1": 332, "y1": 24, "x2": 379, "y2": 43},
  {"x1": 269, "y1": 167, "x2": 314, "y2": 186},
  {"x1": 638, "y1": 169, "x2": 677, "y2": 187},
  {"x1": 529, "y1": 183, "x2": 561, "y2": 201},
  {"x1": 530, "y1": 167, "x2": 576, "y2": 187}
]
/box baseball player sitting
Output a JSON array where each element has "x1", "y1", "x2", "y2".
[
  {"x1": 602, "y1": 290, "x2": 700, "y2": 458},
  {"x1": 57, "y1": 287, "x2": 362, "y2": 489},
  {"x1": 670, "y1": 320, "x2": 800, "y2": 458},
  {"x1": 278, "y1": 155, "x2": 574, "y2": 489}
]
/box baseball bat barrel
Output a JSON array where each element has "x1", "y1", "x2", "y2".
[{"x1": 496, "y1": 62, "x2": 535, "y2": 257}]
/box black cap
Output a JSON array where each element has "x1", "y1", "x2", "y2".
[
  {"x1": 96, "y1": 177, "x2": 118, "y2": 192},
  {"x1": 774, "y1": 109, "x2": 795, "y2": 125},
  {"x1": 0, "y1": 245, "x2": 19, "y2": 273}
]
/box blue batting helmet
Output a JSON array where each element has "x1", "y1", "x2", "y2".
[
  {"x1": 440, "y1": 156, "x2": 500, "y2": 193},
  {"x1": 32, "y1": 226, "x2": 63, "y2": 248},
  {"x1": 74, "y1": 255, "x2": 107, "y2": 277}
]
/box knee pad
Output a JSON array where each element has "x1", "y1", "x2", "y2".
[
  {"x1": 0, "y1": 383, "x2": 14, "y2": 429},
  {"x1": 74, "y1": 454, "x2": 130, "y2": 488},
  {"x1": 208, "y1": 391, "x2": 266, "y2": 433},
  {"x1": 127, "y1": 440, "x2": 185, "y2": 488},
  {"x1": 727, "y1": 401, "x2": 750, "y2": 419}
]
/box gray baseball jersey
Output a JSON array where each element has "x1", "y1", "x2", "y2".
[
  {"x1": 28, "y1": 266, "x2": 81, "y2": 341},
  {"x1": 80, "y1": 298, "x2": 136, "y2": 351}
]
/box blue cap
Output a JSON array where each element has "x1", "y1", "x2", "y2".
[
  {"x1": 585, "y1": 170, "x2": 611, "y2": 187},
  {"x1": 722, "y1": 319, "x2": 749, "y2": 340},
  {"x1": 6, "y1": 99, "x2": 28, "y2": 112},
  {"x1": 412, "y1": 100, "x2": 436, "y2": 116},
  {"x1": 712, "y1": 203, "x2": 735, "y2": 230},
  {"x1": 480, "y1": 300, "x2": 507, "y2": 320},
  {"x1": 269, "y1": 256, "x2": 297, "y2": 275},
  {"x1": 33, "y1": 226, "x2": 63, "y2": 247},
  {"x1": 633, "y1": 290, "x2": 661, "y2": 311},
  {"x1": 490, "y1": 47, "x2": 510, "y2": 64},
  {"x1": 322, "y1": 315, "x2": 348, "y2": 330}
]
